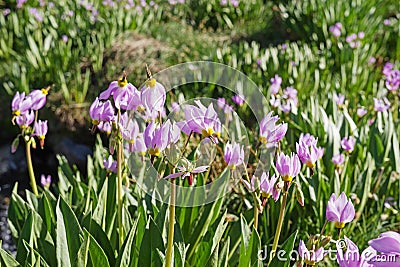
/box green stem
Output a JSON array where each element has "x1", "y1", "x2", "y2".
[
  {"x1": 26, "y1": 140, "x2": 38, "y2": 196},
  {"x1": 253, "y1": 201, "x2": 259, "y2": 230},
  {"x1": 117, "y1": 110, "x2": 124, "y2": 248},
  {"x1": 270, "y1": 190, "x2": 288, "y2": 262},
  {"x1": 165, "y1": 178, "x2": 176, "y2": 267}
]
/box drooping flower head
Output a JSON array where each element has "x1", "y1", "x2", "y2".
[
  {"x1": 275, "y1": 152, "x2": 301, "y2": 183},
  {"x1": 357, "y1": 107, "x2": 367, "y2": 118},
  {"x1": 140, "y1": 68, "x2": 166, "y2": 119},
  {"x1": 341, "y1": 136, "x2": 356, "y2": 153},
  {"x1": 99, "y1": 72, "x2": 140, "y2": 110},
  {"x1": 332, "y1": 154, "x2": 345, "y2": 166},
  {"x1": 334, "y1": 93, "x2": 345, "y2": 107},
  {"x1": 132, "y1": 134, "x2": 147, "y2": 155},
  {"x1": 259, "y1": 112, "x2": 287, "y2": 148},
  {"x1": 296, "y1": 133, "x2": 324, "y2": 169},
  {"x1": 298, "y1": 240, "x2": 325, "y2": 266},
  {"x1": 34, "y1": 120, "x2": 48, "y2": 148},
  {"x1": 120, "y1": 113, "x2": 140, "y2": 152},
  {"x1": 97, "y1": 121, "x2": 112, "y2": 135},
  {"x1": 270, "y1": 74, "x2": 282, "y2": 95},
  {"x1": 180, "y1": 100, "x2": 221, "y2": 138},
  {"x1": 15, "y1": 110, "x2": 34, "y2": 129},
  {"x1": 144, "y1": 120, "x2": 180, "y2": 157},
  {"x1": 326, "y1": 192, "x2": 355, "y2": 228},
  {"x1": 232, "y1": 94, "x2": 245, "y2": 106},
  {"x1": 89, "y1": 98, "x2": 115, "y2": 126},
  {"x1": 103, "y1": 155, "x2": 117, "y2": 173},
  {"x1": 224, "y1": 142, "x2": 244, "y2": 169},
  {"x1": 259, "y1": 173, "x2": 280, "y2": 201},
  {"x1": 40, "y1": 174, "x2": 51, "y2": 189},
  {"x1": 28, "y1": 86, "x2": 50, "y2": 110},
  {"x1": 11, "y1": 92, "x2": 32, "y2": 117},
  {"x1": 374, "y1": 97, "x2": 391, "y2": 112}
]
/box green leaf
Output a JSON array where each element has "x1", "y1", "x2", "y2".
[
  {"x1": 56, "y1": 197, "x2": 82, "y2": 267},
  {"x1": 269, "y1": 230, "x2": 298, "y2": 267},
  {"x1": 138, "y1": 217, "x2": 165, "y2": 267},
  {"x1": 86, "y1": 230, "x2": 110, "y2": 267},
  {"x1": 0, "y1": 242, "x2": 20, "y2": 267},
  {"x1": 115, "y1": 213, "x2": 140, "y2": 266},
  {"x1": 238, "y1": 215, "x2": 260, "y2": 267}
]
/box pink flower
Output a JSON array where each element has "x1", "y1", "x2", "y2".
[
  {"x1": 374, "y1": 97, "x2": 391, "y2": 112},
  {"x1": 224, "y1": 142, "x2": 244, "y2": 169},
  {"x1": 40, "y1": 174, "x2": 51, "y2": 188},
  {"x1": 332, "y1": 154, "x2": 345, "y2": 166},
  {"x1": 165, "y1": 162, "x2": 208, "y2": 186},
  {"x1": 329, "y1": 22, "x2": 342, "y2": 37},
  {"x1": 326, "y1": 192, "x2": 355, "y2": 228},
  {"x1": 357, "y1": 107, "x2": 367, "y2": 117},
  {"x1": 276, "y1": 153, "x2": 301, "y2": 182},
  {"x1": 140, "y1": 78, "x2": 166, "y2": 119},
  {"x1": 368, "y1": 231, "x2": 400, "y2": 267},
  {"x1": 34, "y1": 120, "x2": 48, "y2": 148},
  {"x1": 28, "y1": 88, "x2": 49, "y2": 110},
  {"x1": 100, "y1": 76, "x2": 140, "y2": 110},
  {"x1": 270, "y1": 74, "x2": 282, "y2": 95},
  {"x1": 296, "y1": 133, "x2": 324, "y2": 168},
  {"x1": 232, "y1": 94, "x2": 245, "y2": 106},
  {"x1": 298, "y1": 240, "x2": 325, "y2": 265},
  {"x1": 103, "y1": 155, "x2": 117, "y2": 173},
  {"x1": 341, "y1": 136, "x2": 356, "y2": 153},
  {"x1": 259, "y1": 112, "x2": 287, "y2": 148}
]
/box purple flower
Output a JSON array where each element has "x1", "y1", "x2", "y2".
[
  {"x1": 384, "y1": 19, "x2": 391, "y2": 26},
  {"x1": 97, "y1": 121, "x2": 112, "y2": 135},
  {"x1": 3, "y1": 8, "x2": 11, "y2": 16},
  {"x1": 270, "y1": 74, "x2": 282, "y2": 95},
  {"x1": 276, "y1": 152, "x2": 301, "y2": 182},
  {"x1": 259, "y1": 112, "x2": 287, "y2": 148},
  {"x1": 329, "y1": 22, "x2": 342, "y2": 37},
  {"x1": 296, "y1": 133, "x2": 324, "y2": 168},
  {"x1": 15, "y1": 110, "x2": 34, "y2": 128},
  {"x1": 40, "y1": 174, "x2": 51, "y2": 188},
  {"x1": 374, "y1": 97, "x2": 391, "y2": 112},
  {"x1": 230, "y1": 0, "x2": 239, "y2": 7},
  {"x1": 224, "y1": 142, "x2": 244, "y2": 169},
  {"x1": 28, "y1": 88, "x2": 49, "y2": 110},
  {"x1": 29, "y1": 8, "x2": 43, "y2": 22},
  {"x1": 164, "y1": 161, "x2": 208, "y2": 186},
  {"x1": 326, "y1": 192, "x2": 355, "y2": 228},
  {"x1": 368, "y1": 231, "x2": 400, "y2": 267},
  {"x1": 180, "y1": 101, "x2": 221, "y2": 138},
  {"x1": 358, "y1": 32, "x2": 365, "y2": 39},
  {"x1": 132, "y1": 134, "x2": 147, "y2": 155},
  {"x1": 332, "y1": 154, "x2": 345, "y2": 166},
  {"x1": 357, "y1": 107, "x2": 367, "y2": 117},
  {"x1": 170, "y1": 102, "x2": 180, "y2": 112},
  {"x1": 220, "y1": 0, "x2": 228, "y2": 5},
  {"x1": 232, "y1": 94, "x2": 245, "y2": 106},
  {"x1": 100, "y1": 76, "x2": 140, "y2": 110},
  {"x1": 103, "y1": 155, "x2": 117, "y2": 173},
  {"x1": 16, "y1": 0, "x2": 27, "y2": 8},
  {"x1": 62, "y1": 35, "x2": 68, "y2": 42},
  {"x1": 368, "y1": 57, "x2": 376, "y2": 65},
  {"x1": 140, "y1": 78, "x2": 166, "y2": 119},
  {"x1": 385, "y1": 69, "x2": 400, "y2": 91},
  {"x1": 269, "y1": 95, "x2": 281, "y2": 108},
  {"x1": 11, "y1": 92, "x2": 32, "y2": 117},
  {"x1": 298, "y1": 240, "x2": 325, "y2": 265},
  {"x1": 334, "y1": 93, "x2": 345, "y2": 107},
  {"x1": 89, "y1": 98, "x2": 115, "y2": 125},
  {"x1": 341, "y1": 136, "x2": 356, "y2": 153},
  {"x1": 283, "y1": 86, "x2": 298, "y2": 100},
  {"x1": 120, "y1": 113, "x2": 140, "y2": 151},
  {"x1": 34, "y1": 120, "x2": 48, "y2": 148},
  {"x1": 260, "y1": 173, "x2": 280, "y2": 201},
  {"x1": 337, "y1": 236, "x2": 375, "y2": 267},
  {"x1": 217, "y1": 98, "x2": 226, "y2": 109},
  {"x1": 383, "y1": 62, "x2": 394, "y2": 76},
  {"x1": 144, "y1": 120, "x2": 180, "y2": 156}
]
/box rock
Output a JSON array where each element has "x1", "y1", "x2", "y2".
[
  {"x1": 53, "y1": 138, "x2": 92, "y2": 170},
  {"x1": 0, "y1": 144, "x2": 27, "y2": 185}
]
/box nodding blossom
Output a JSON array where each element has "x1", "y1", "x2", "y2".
[
  {"x1": 296, "y1": 133, "x2": 324, "y2": 169},
  {"x1": 103, "y1": 155, "x2": 117, "y2": 173},
  {"x1": 120, "y1": 113, "x2": 140, "y2": 152},
  {"x1": 99, "y1": 74, "x2": 140, "y2": 110},
  {"x1": 374, "y1": 97, "x2": 391, "y2": 112},
  {"x1": 180, "y1": 100, "x2": 222, "y2": 139},
  {"x1": 224, "y1": 142, "x2": 244, "y2": 169},
  {"x1": 270, "y1": 74, "x2": 282, "y2": 95},
  {"x1": 243, "y1": 173, "x2": 280, "y2": 202},
  {"x1": 276, "y1": 153, "x2": 301, "y2": 183},
  {"x1": 357, "y1": 107, "x2": 367, "y2": 118},
  {"x1": 326, "y1": 192, "x2": 355, "y2": 229},
  {"x1": 144, "y1": 120, "x2": 180, "y2": 157},
  {"x1": 11, "y1": 92, "x2": 32, "y2": 117},
  {"x1": 329, "y1": 22, "x2": 342, "y2": 37},
  {"x1": 332, "y1": 154, "x2": 345, "y2": 166},
  {"x1": 368, "y1": 231, "x2": 400, "y2": 267},
  {"x1": 334, "y1": 93, "x2": 345, "y2": 107},
  {"x1": 89, "y1": 98, "x2": 115, "y2": 126},
  {"x1": 140, "y1": 77, "x2": 166, "y2": 119},
  {"x1": 40, "y1": 174, "x2": 51, "y2": 189},
  {"x1": 337, "y1": 236, "x2": 375, "y2": 267},
  {"x1": 298, "y1": 240, "x2": 325, "y2": 265},
  {"x1": 28, "y1": 87, "x2": 49, "y2": 110},
  {"x1": 341, "y1": 136, "x2": 356, "y2": 153},
  {"x1": 385, "y1": 69, "x2": 400, "y2": 91},
  {"x1": 15, "y1": 110, "x2": 34, "y2": 128},
  {"x1": 232, "y1": 94, "x2": 245, "y2": 106},
  {"x1": 34, "y1": 120, "x2": 48, "y2": 148},
  {"x1": 259, "y1": 112, "x2": 287, "y2": 148}
]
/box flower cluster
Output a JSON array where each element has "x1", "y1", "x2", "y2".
[
  {"x1": 346, "y1": 32, "x2": 364, "y2": 48},
  {"x1": 296, "y1": 133, "x2": 324, "y2": 169},
  {"x1": 269, "y1": 74, "x2": 298, "y2": 114},
  {"x1": 11, "y1": 87, "x2": 50, "y2": 149},
  {"x1": 383, "y1": 62, "x2": 400, "y2": 92},
  {"x1": 329, "y1": 22, "x2": 343, "y2": 37}
]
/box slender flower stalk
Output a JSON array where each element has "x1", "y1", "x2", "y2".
[
  {"x1": 270, "y1": 183, "x2": 289, "y2": 261},
  {"x1": 25, "y1": 139, "x2": 38, "y2": 196},
  {"x1": 116, "y1": 109, "x2": 124, "y2": 248},
  {"x1": 165, "y1": 174, "x2": 176, "y2": 267}
]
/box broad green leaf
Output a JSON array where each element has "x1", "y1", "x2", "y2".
[
  {"x1": 138, "y1": 217, "x2": 165, "y2": 267},
  {"x1": 269, "y1": 230, "x2": 298, "y2": 267},
  {"x1": 115, "y1": 213, "x2": 140, "y2": 267}
]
